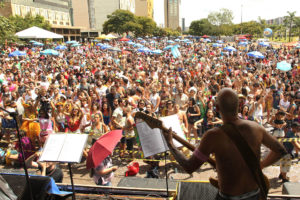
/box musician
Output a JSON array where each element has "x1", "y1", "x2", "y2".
[{"x1": 162, "y1": 88, "x2": 287, "y2": 200}]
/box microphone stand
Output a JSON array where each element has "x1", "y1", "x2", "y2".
[{"x1": 0, "y1": 107, "x2": 33, "y2": 200}]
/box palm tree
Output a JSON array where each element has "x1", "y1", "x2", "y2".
[
  {"x1": 284, "y1": 11, "x2": 296, "y2": 42},
  {"x1": 294, "y1": 17, "x2": 300, "y2": 40}
]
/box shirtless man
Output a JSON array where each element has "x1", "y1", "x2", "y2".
[{"x1": 163, "y1": 88, "x2": 287, "y2": 200}]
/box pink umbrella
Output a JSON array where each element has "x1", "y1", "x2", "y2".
[{"x1": 86, "y1": 130, "x2": 122, "y2": 169}]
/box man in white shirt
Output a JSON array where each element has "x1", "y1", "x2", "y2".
[{"x1": 175, "y1": 87, "x2": 189, "y2": 111}]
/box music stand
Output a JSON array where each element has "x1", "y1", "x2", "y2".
[{"x1": 39, "y1": 134, "x2": 88, "y2": 200}]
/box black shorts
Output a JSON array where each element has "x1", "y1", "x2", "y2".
[{"x1": 121, "y1": 137, "x2": 135, "y2": 150}]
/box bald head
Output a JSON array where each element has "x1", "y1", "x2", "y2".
[{"x1": 216, "y1": 88, "x2": 239, "y2": 117}]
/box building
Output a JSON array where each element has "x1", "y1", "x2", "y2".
[
  {"x1": 135, "y1": 0, "x2": 153, "y2": 19},
  {"x1": 88, "y1": 0, "x2": 135, "y2": 32},
  {"x1": 72, "y1": 0, "x2": 90, "y2": 30},
  {"x1": 0, "y1": 0, "x2": 82, "y2": 40},
  {"x1": 164, "y1": 0, "x2": 180, "y2": 30},
  {"x1": 266, "y1": 17, "x2": 285, "y2": 25}
]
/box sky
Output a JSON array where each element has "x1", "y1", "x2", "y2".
[{"x1": 153, "y1": 0, "x2": 300, "y2": 27}]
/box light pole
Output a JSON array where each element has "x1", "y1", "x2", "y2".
[{"x1": 241, "y1": 4, "x2": 243, "y2": 34}]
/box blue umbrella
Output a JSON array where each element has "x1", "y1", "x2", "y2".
[
  {"x1": 33, "y1": 42, "x2": 44, "y2": 46},
  {"x1": 212, "y1": 43, "x2": 222, "y2": 47},
  {"x1": 40, "y1": 49, "x2": 59, "y2": 56},
  {"x1": 163, "y1": 45, "x2": 173, "y2": 51},
  {"x1": 276, "y1": 61, "x2": 292, "y2": 71},
  {"x1": 8, "y1": 50, "x2": 26, "y2": 57},
  {"x1": 101, "y1": 44, "x2": 112, "y2": 50},
  {"x1": 92, "y1": 39, "x2": 99, "y2": 42},
  {"x1": 108, "y1": 47, "x2": 121, "y2": 52},
  {"x1": 238, "y1": 42, "x2": 248, "y2": 46},
  {"x1": 223, "y1": 46, "x2": 236, "y2": 51},
  {"x1": 55, "y1": 45, "x2": 67, "y2": 50},
  {"x1": 185, "y1": 41, "x2": 193, "y2": 45},
  {"x1": 167, "y1": 40, "x2": 175, "y2": 44},
  {"x1": 134, "y1": 43, "x2": 144, "y2": 48},
  {"x1": 65, "y1": 40, "x2": 78, "y2": 44},
  {"x1": 140, "y1": 40, "x2": 147, "y2": 44},
  {"x1": 204, "y1": 38, "x2": 211, "y2": 43},
  {"x1": 216, "y1": 40, "x2": 224, "y2": 44},
  {"x1": 96, "y1": 43, "x2": 103, "y2": 46},
  {"x1": 127, "y1": 41, "x2": 135, "y2": 45},
  {"x1": 247, "y1": 51, "x2": 264, "y2": 59},
  {"x1": 258, "y1": 42, "x2": 269, "y2": 47},
  {"x1": 151, "y1": 49, "x2": 162, "y2": 54},
  {"x1": 29, "y1": 40, "x2": 37, "y2": 43},
  {"x1": 137, "y1": 47, "x2": 151, "y2": 53},
  {"x1": 71, "y1": 43, "x2": 81, "y2": 47},
  {"x1": 296, "y1": 45, "x2": 300, "y2": 49},
  {"x1": 174, "y1": 39, "x2": 180, "y2": 42},
  {"x1": 137, "y1": 37, "x2": 143, "y2": 40}
]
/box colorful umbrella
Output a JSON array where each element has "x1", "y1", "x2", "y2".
[
  {"x1": 202, "y1": 35, "x2": 210, "y2": 38},
  {"x1": 238, "y1": 41, "x2": 248, "y2": 46},
  {"x1": 167, "y1": 40, "x2": 175, "y2": 44},
  {"x1": 137, "y1": 47, "x2": 151, "y2": 53},
  {"x1": 40, "y1": 49, "x2": 59, "y2": 56},
  {"x1": 8, "y1": 50, "x2": 26, "y2": 57},
  {"x1": 247, "y1": 51, "x2": 264, "y2": 59},
  {"x1": 216, "y1": 40, "x2": 224, "y2": 44},
  {"x1": 55, "y1": 45, "x2": 67, "y2": 50},
  {"x1": 163, "y1": 45, "x2": 173, "y2": 51},
  {"x1": 223, "y1": 46, "x2": 236, "y2": 52},
  {"x1": 120, "y1": 37, "x2": 130, "y2": 41},
  {"x1": 86, "y1": 130, "x2": 122, "y2": 169},
  {"x1": 65, "y1": 40, "x2": 78, "y2": 44},
  {"x1": 33, "y1": 42, "x2": 44, "y2": 46},
  {"x1": 258, "y1": 42, "x2": 269, "y2": 47},
  {"x1": 151, "y1": 49, "x2": 162, "y2": 54},
  {"x1": 212, "y1": 43, "x2": 222, "y2": 47},
  {"x1": 276, "y1": 61, "x2": 292, "y2": 71}
]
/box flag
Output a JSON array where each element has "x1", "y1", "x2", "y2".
[{"x1": 171, "y1": 46, "x2": 181, "y2": 58}]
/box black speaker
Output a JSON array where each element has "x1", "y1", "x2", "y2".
[
  {"x1": 1, "y1": 173, "x2": 51, "y2": 200},
  {"x1": 177, "y1": 181, "x2": 218, "y2": 200}
]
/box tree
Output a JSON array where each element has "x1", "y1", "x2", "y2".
[
  {"x1": 207, "y1": 8, "x2": 233, "y2": 36},
  {"x1": 9, "y1": 14, "x2": 51, "y2": 32},
  {"x1": 102, "y1": 10, "x2": 136, "y2": 35},
  {"x1": 284, "y1": 11, "x2": 296, "y2": 42},
  {"x1": 189, "y1": 18, "x2": 214, "y2": 36},
  {"x1": 135, "y1": 16, "x2": 156, "y2": 37},
  {"x1": 294, "y1": 17, "x2": 300, "y2": 40},
  {"x1": 0, "y1": 16, "x2": 17, "y2": 44}
]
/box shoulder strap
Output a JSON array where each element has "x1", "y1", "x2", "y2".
[{"x1": 220, "y1": 123, "x2": 268, "y2": 200}]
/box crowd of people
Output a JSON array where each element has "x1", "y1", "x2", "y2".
[{"x1": 0, "y1": 36, "x2": 299, "y2": 186}]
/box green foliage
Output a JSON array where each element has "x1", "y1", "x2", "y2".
[
  {"x1": 134, "y1": 16, "x2": 156, "y2": 37},
  {"x1": 189, "y1": 18, "x2": 214, "y2": 35},
  {"x1": 208, "y1": 8, "x2": 233, "y2": 26},
  {"x1": 0, "y1": 16, "x2": 17, "y2": 44},
  {"x1": 0, "y1": 14, "x2": 50, "y2": 44},
  {"x1": 284, "y1": 11, "x2": 297, "y2": 41},
  {"x1": 103, "y1": 10, "x2": 136, "y2": 34},
  {"x1": 103, "y1": 9, "x2": 166, "y2": 37}
]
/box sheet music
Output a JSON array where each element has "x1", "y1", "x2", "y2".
[
  {"x1": 39, "y1": 134, "x2": 88, "y2": 163},
  {"x1": 160, "y1": 114, "x2": 187, "y2": 148},
  {"x1": 58, "y1": 134, "x2": 88, "y2": 163},
  {"x1": 39, "y1": 134, "x2": 66, "y2": 162},
  {"x1": 136, "y1": 122, "x2": 168, "y2": 157}
]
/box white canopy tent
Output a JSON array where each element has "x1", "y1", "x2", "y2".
[{"x1": 15, "y1": 26, "x2": 63, "y2": 39}]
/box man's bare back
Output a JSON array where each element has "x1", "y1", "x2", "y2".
[
  {"x1": 163, "y1": 88, "x2": 286, "y2": 198},
  {"x1": 202, "y1": 120, "x2": 263, "y2": 195}
]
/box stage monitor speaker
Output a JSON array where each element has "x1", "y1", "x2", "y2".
[
  {"x1": 282, "y1": 182, "x2": 300, "y2": 195},
  {"x1": 1, "y1": 173, "x2": 51, "y2": 200},
  {"x1": 117, "y1": 177, "x2": 178, "y2": 190},
  {"x1": 177, "y1": 181, "x2": 218, "y2": 200}
]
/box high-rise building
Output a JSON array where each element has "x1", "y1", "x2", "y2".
[
  {"x1": 0, "y1": 0, "x2": 82, "y2": 40},
  {"x1": 72, "y1": 0, "x2": 90, "y2": 29},
  {"x1": 88, "y1": 0, "x2": 135, "y2": 32},
  {"x1": 164, "y1": 0, "x2": 180, "y2": 30},
  {"x1": 0, "y1": 0, "x2": 71, "y2": 26},
  {"x1": 135, "y1": 0, "x2": 153, "y2": 19}
]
